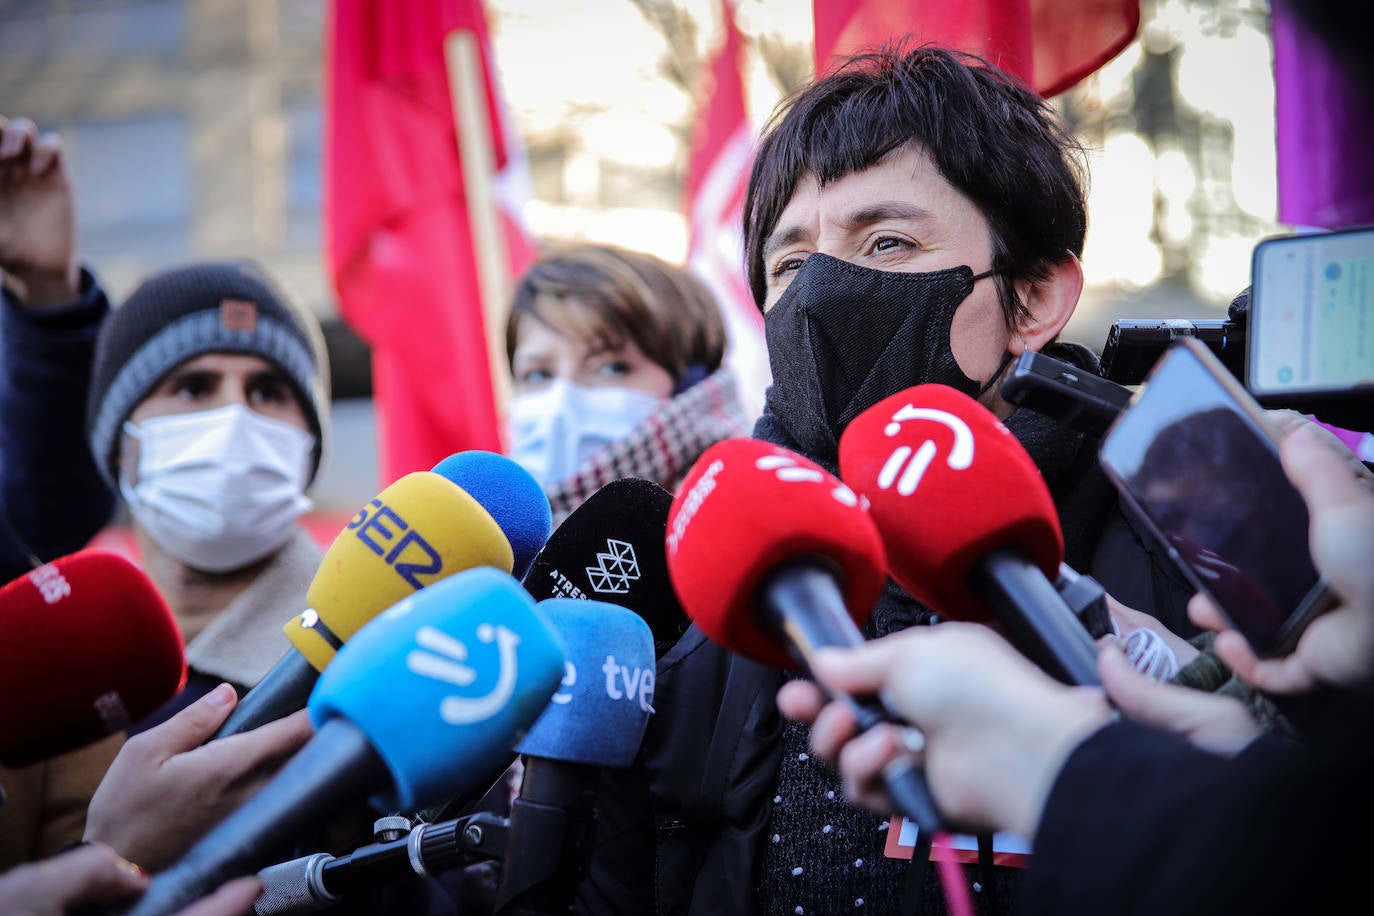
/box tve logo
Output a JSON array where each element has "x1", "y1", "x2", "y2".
[
  {"x1": 406, "y1": 623, "x2": 522, "y2": 725},
  {"x1": 347, "y1": 499, "x2": 443, "y2": 588},
  {"x1": 602, "y1": 654, "x2": 655, "y2": 713},
  {"x1": 754, "y1": 453, "x2": 860, "y2": 507},
  {"x1": 877, "y1": 406, "x2": 974, "y2": 496}
]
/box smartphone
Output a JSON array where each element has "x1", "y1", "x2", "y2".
[
  {"x1": 1098, "y1": 337, "x2": 1337, "y2": 658},
  {"x1": 1001, "y1": 351, "x2": 1133, "y2": 438},
  {"x1": 1248, "y1": 225, "x2": 1374, "y2": 410},
  {"x1": 1100, "y1": 318, "x2": 1246, "y2": 386}
]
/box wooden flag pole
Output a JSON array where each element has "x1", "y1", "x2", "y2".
[{"x1": 444, "y1": 29, "x2": 513, "y2": 432}]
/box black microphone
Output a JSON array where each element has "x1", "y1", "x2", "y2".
[{"x1": 522, "y1": 477, "x2": 689, "y2": 658}]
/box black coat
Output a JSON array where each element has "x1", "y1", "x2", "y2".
[
  {"x1": 1023, "y1": 692, "x2": 1374, "y2": 916},
  {"x1": 574, "y1": 355, "x2": 1197, "y2": 915}
]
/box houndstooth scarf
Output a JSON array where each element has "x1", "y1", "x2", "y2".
[{"x1": 545, "y1": 367, "x2": 755, "y2": 527}]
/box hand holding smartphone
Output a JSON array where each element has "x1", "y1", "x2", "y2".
[{"x1": 1098, "y1": 337, "x2": 1337, "y2": 658}]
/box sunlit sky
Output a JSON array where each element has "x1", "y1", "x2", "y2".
[{"x1": 487, "y1": 0, "x2": 1281, "y2": 313}]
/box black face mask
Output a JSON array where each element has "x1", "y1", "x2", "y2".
[{"x1": 763, "y1": 253, "x2": 1010, "y2": 460}]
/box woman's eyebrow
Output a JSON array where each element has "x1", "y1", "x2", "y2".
[{"x1": 841, "y1": 201, "x2": 934, "y2": 231}]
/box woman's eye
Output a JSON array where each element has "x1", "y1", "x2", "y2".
[
  {"x1": 517, "y1": 367, "x2": 552, "y2": 385},
  {"x1": 870, "y1": 236, "x2": 913, "y2": 255},
  {"x1": 770, "y1": 255, "x2": 807, "y2": 279},
  {"x1": 595, "y1": 360, "x2": 632, "y2": 378}
]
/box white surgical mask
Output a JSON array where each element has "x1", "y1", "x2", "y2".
[
  {"x1": 120, "y1": 404, "x2": 315, "y2": 573},
  {"x1": 507, "y1": 380, "x2": 663, "y2": 489}
]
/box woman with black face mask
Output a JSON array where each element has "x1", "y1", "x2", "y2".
[{"x1": 570, "y1": 43, "x2": 1199, "y2": 916}]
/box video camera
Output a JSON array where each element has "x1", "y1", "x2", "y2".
[{"x1": 1004, "y1": 225, "x2": 1373, "y2": 436}]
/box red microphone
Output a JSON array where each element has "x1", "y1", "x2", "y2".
[
  {"x1": 665, "y1": 437, "x2": 943, "y2": 832},
  {"x1": 839, "y1": 385, "x2": 1100, "y2": 686},
  {"x1": 0, "y1": 550, "x2": 186, "y2": 767}
]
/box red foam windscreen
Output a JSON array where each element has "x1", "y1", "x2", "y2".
[
  {"x1": 664, "y1": 438, "x2": 888, "y2": 670},
  {"x1": 0, "y1": 550, "x2": 186, "y2": 767},
  {"x1": 838, "y1": 385, "x2": 1064, "y2": 622}
]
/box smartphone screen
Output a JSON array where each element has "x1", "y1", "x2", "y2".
[
  {"x1": 1099, "y1": 338, "x2": 1333, "y2": 657},
  {"x1": 1250, "y1": 226, "x2": 1374, "y2": 398}
]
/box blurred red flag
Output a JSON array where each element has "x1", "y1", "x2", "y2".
[
  {"x1": 325, "y1": 0, "x2": 536, "y2": 484},
  {"x1": 813, "y1": 0, "x2": 1139, "y2": 97},
  {"x1": 685, "y1": 0, "x2": 770, "y2": 420}
]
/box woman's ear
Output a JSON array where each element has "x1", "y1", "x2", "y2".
[{"x1": 1010, "y1": 253, "x2": 1084, "y2": 355}]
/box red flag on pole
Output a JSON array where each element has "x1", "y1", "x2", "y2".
[
  {"x1": 813, "y1": 0, "x2": 1139, "y2": 97},
  {"x1": 325, "y1": 0, "x2": 536, "y2": 485},
  {"x1": 685, "y1": 0, "x2": 770, "y2": 420}
]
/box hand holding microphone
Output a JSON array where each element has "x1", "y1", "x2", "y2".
[
  {"x1": 84, "y1": 686, "x2": 313, "y2": 874},
  {"x1": 665, "y1": 438, "x2": 943, "y2": 832},
  {"x1": 122, "y1": 567, "x2": 567, "y2": 916},
  {"x1": 777, "y1": 623, "x2": 1113, "y2": 841}
]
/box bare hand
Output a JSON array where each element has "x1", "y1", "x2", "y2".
[
  {"x1": 0, "y1": 115, "x2": 78, "y2": 307},
  {"x1": 776, "y1": 623, "x2": 1112, "y2": 839},
  {"x1": 169, "y1": 876, "x2": 262, "y2": 916},
  {"x1": 0, "y1": 843, "x2": 145, "y2": 915},
  {"x1": 0, "y1": 845, "x2": 261, "y2": 915},
  {"x1": 84, "y1": 683, "x2": 314, "y2": 873},
  {"x1": 1097, "y1": 643, "x2": 1261, "y2": 755},
  {"x1": 1193, "y1": 420, "x2": 1374, "y2": 695}
]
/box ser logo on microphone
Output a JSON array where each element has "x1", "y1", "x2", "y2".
[
  {"x1": 877, "y1": 406, "x2": 974, "y2": 496},
  {"x1": 405, "y1": 623, "x2": 522, "y2": 725},
  {"x1": 347, "y1": 499, "x2": 444, "y2": 589}
]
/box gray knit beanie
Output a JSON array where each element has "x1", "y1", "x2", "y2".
[{"x1": 86, "y1": 260, "x2": 330, "y2": 487}]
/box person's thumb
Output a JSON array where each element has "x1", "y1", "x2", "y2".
[
  {"x1": 1098, "y1": 644, "x2": 1193, "y2": 730},
  {"x1": 140, "y1": 683, "x2": 239, "y2": 757}
]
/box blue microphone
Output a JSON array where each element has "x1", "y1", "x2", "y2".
[
  {"x1": 124, "y1": 568, "x2": 567, "y2": 916},
  {"x1": 515, "y1": 598, "x2": 655, "y2": 767},
  {"x1": 432, "y1": 450, "x2": 552, "y2": 581},
  {"x1": 497, "y1": 598, "x2": 656, "y2": 915}
]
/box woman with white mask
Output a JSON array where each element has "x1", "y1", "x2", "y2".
[
  {"x1": 85, "y1": 260, "x2": 330, "y2": 731},
  {"x1": 504, "y1": 244, "x2": 754, "y2": 529}
]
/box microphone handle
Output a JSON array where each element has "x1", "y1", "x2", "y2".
[
  {"x1": 494, "y1": 757, "x2": 601, "y2": 916},
  {"x1": 124, "y1": 719, "x2": 389, "y2": 916},
  {"x1": 971, "y1": 547, "x2": 1102, "y2": 687},
  {"x1": 213, "y1": 650, "x2": 320, "y2": 740},
  {"x1": 252, "y1": 854, "x2": 337, "y2": 916},
  {"x1": 760, "y1": 561, "x2": 944, "y2": 833},
  {"x1": 253, "y1": 811, "x2": 512, "y2": 914}
]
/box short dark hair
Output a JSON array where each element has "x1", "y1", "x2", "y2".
[
  {"x1": 505, "y1": 244, "x2": 727, "y2": 383},
  {"x1": 743, "y1": 42, "x2": 1087, "y2": 328}
]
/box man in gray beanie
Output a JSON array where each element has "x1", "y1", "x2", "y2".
[{"x1": 86, "y1": 258, "x2": 332, "y2": 729}]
